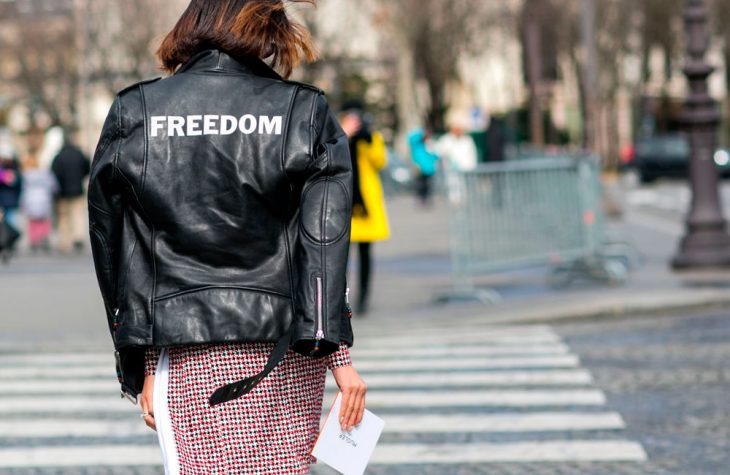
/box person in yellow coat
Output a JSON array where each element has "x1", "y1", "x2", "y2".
[{"x1": 340, "y1": 104, "x2": 390, "y2": 314}]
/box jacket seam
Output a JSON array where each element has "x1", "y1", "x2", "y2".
[
  {"x1": 117, "y1": 223, "x2": 138, "y2": 311},
  {"x1": 321, "y1": 144, "x2": 331, "y2": 337},
  {"x1": 280, "y1": 86, "x2": 299, "y2": 180},
  {"x1": 308, "y1": 91, "x2": 321, "y2": 158},
  {"x1": 93, "y1": 114, "x2": 118, "y2": 167},
  {"x1": 89, "y1": 225, "x2": 114, "y2": 311},
  {"x1": 139, "y1": 85, "x2": 150, "y2": 193},
  {"x1": 182, "y1": 71, "x2": 283, "y2": 80},
  {"x1": 88, "y1": 201, "x2": 113, "y2": 217},
  {"x1": 298, "y1": 177, "x2": 351, "y2": 245},
  {"x1": 112, "y1": 98, "x2": 122, "y2": 182},
  {"x1": 154, "y1": 286, "x2": 292, "y2": 303},
  {"x1": 115, "y1": 168, "x2": 145, "y2": 219},
  {"x1": 137, "y1": 83, "x2": 158, "y2": 325},
  {"x1": 281, "y1": 87, "x2": 299, "y2": 312},
  {"x1": 114, "y1": 165, "x2": 159, "y2": 323}
]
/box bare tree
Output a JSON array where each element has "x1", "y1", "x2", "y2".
[
  {"x1": 0, "y1": 0, "x2": 78, "y2": 131},
  {"x1": 378, "y1": 0, "x2": 488, "y2": 131},
  {"x1": 710, "y1": 0, "x2": 730, "y2": 143},
  {"x1": 524, "y1": 0, "x2": 635, "y2": 163},
  {"x1": 637, "y1": 0, "x2": 683, "y2": 91},
  {"x1": 83, "y1": 0, "x2": 182, "y2": 94}
]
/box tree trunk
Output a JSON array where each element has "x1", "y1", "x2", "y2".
[
  {"x1": 721, "y1": 29, "x2": 730, "y2": 146},
  {"x1": 581, "y1": 0, "x2": 598, "y2": 152},
  {"x1": 426, "y1": 79, "x2": 447, "y2": 133},
  {"x1": 524, "y1": 8, "x2": 544, "y2": 146}
]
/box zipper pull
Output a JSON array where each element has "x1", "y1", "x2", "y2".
[
  {"x1": 345, "y1": 287, "x2": 353, "y2": 319},
  {"x1": 310, "y1": 331, "x2": 325, "y2": 356}
]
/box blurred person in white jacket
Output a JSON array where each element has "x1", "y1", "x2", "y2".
[
  {"x1": 436, "y1": 119, "x2": 478, "y2": 204},
  {"x1": 436, "y1": 119, "x2": 478, "y2": 173}
]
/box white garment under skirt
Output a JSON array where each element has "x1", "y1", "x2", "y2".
[{"x1": 153, "y1": 348, "x2": 181, "y2": 474}]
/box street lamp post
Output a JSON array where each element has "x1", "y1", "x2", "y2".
[{"x1": 672, "y1": 0, "x2": 730, "y2": 269}]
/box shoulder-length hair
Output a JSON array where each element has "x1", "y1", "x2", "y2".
[{"x1": 157, "y1": 0, "x2": 317, "y2": 78}]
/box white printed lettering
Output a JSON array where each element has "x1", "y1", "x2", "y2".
[
  {"x1": 239, "y1": 115, "x2": 257, "y2": 134},
  {"x1": 151, "y1": 116, "x2": 166, "y2": 137},
  {"x1": 150, "y1": 114, "x2": 284, "y2": 137},
  {"x1": 204, "y1": 115, "x2": 219, "y2": 135},
  {"x1": 259, "y1": 115, "x2": 282, "y2": 135},
  {"x1": 168, "y1": 116, "x2": 185, "y2": 137},
  {"x1": 221, "y1": 115, "x2": 238, "y2": 135},
  {"x1": 187, "y1": 115, "x2": 202, "y2": 136}
]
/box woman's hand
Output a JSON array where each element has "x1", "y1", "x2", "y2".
[
  {"x1": 139, "y1": 374, "x2": 156, "y2": 431},
  {"x1": 331, "y1": 365, "x2": 367, "y2": 432},
  {"x1": 340, "y1": 113, "x2": 362, "y2": 138}
]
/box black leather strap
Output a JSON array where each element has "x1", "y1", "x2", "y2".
[{"x1": 208, "y1": 330, "x2": 292, "y2": 407}]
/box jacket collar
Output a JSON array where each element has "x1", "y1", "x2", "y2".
[{"x1": 175, "y1": 49, "x2": 283, "y2": 80}]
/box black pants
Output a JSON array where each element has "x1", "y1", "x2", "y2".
[
  {"x1": 416, "y1": 174, "x2": 433, "y2": 204},
  {"x1": 357, "y1": 242, "x2": 372, "y2": 312}
]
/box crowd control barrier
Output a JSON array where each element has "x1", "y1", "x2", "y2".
[{"x1": 440, "y1": 156, "x2": 629, "y2": 304}]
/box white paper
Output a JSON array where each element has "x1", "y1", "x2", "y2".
[{"x1": 312, "y1": 392, "x2": 385, "y2": 475}]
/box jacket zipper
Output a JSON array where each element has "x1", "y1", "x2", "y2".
[
  {"x1": 313, "y1": 276, "x2": 324, "y2": 353},
  {"x1": 345, "y1": 287, "x2": 353, "y2": 319}
]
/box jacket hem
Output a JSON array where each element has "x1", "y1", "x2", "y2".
[{"x1": 150, "y1": 287, "x2": 294, "y2": 347}]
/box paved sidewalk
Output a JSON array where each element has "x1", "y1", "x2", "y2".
[{"x1": 358, "y1": 191, "x2": 730, "y2": 328}]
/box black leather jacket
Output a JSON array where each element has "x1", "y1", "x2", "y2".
[{"x1": 88, "y1": 49, "x2": 354, "y2": 401}]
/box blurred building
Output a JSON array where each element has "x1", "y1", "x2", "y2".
[
  {"x1": 309, "y1": 0, "x2": 730, "y2": 162},
  {"x1": 1, "y1": 0, "x2": 729, "y2": 163},
  {"x1": 0, "y1": 0, "x2": 185, "y2": 156}
]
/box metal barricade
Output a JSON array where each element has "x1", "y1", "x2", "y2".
[{"x1": 440, "y1": 156, "x2": 628, "y2": 304}]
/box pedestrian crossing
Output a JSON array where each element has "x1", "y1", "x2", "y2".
[{"x1": 0, "y1": 324, "x2": 647, "y2": 470}]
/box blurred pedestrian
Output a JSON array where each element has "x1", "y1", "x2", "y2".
[
  {"x1": 0, "y1": 144, "x2": 22, "y2": 262},
  {"x1": 0, "y1": 208, "x2": 20, "y2": 264},
  {"x1": 88, "y1": 1, "x2": 365, "y2": 473},
  {"x1": 0, "y1": 144, "x2": 23, "y2": 230},
  {"x1": 51, "y1": 136, "x2": 90, "y2": 253},
  {"x1": 340, "y1": 103, "x2": 390, "y2": 314},
  {"x1": 487, "y1": 116, "x2": 506, "y2": 163},
  {"x1": 408, "y1": 127, "x2": 440, "y2": 206},
  {"x1": 21, "y1": 155, "x2": 58, "y2": 252},
  {"x1": 435, "y1": 119, "x2": 478, "y2": 205},
  {"x1": 435, "y1": 119, "x2": 478, "y2": 172}
]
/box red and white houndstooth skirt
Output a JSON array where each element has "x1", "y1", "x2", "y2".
[{"x1": 144, "y1": 342, "x2": 351, "y2": 475}]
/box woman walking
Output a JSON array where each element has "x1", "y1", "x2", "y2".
[
  {"x1": 21, "y1": 155, "x2": 58, "y2": 252},
  {"x1": 340, "y1": 105, "x2": 390, "y2": 314},
  {"x1": 88, "y1": 1, "x2": 366, "y2": 473},
  {"x1": 0, "y1": 144, "x2": 22, "y2": 231}
]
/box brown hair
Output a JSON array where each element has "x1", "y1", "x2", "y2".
[{"x1": 157, "y1": 0, "x2": 317, "y2": 78}]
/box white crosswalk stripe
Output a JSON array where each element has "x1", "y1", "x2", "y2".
[{"x1": 0, "y1": 324, "x2": 647, "y2": 468}]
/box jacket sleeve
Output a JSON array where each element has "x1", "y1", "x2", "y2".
[
  {"x1": 327, "y1": 343, "x2": 353, "y2": 371},
  {"x1": 88, "y1": 97, "x2": 124, "y2": 329},
  {"x1": 291, "y1": 93, "x2": 354, "y2": 357}
]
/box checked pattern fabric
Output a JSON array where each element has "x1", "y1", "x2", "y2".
[{"x1": 144, "y1": 342, "x2": 351, "y2": 474}]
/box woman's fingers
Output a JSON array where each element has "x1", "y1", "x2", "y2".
[
  {"x1": 339, "y1": 390, "x2": 354, "y2": 432},
  {"x1": 140, "y1": 396, "x2": 156, "y2": 432},
  {"x1": 354, "y1": 388, "x2": 366, "y2": 426},
  {"x1": 140, "y1": 374, "x2": 156, "y2": 431},
  {"x1": 331, "y1": 366, "x2": 368, "y2": 431},
  {"x1": 144, "y1": 413, "x2": 156, "y2": 431},
  {"x1": 348, "y1": 387, "x2": 366, "y2": 431},
  {"x1": 341, "y1": 384, "x2": 367, "y2": 432}
]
